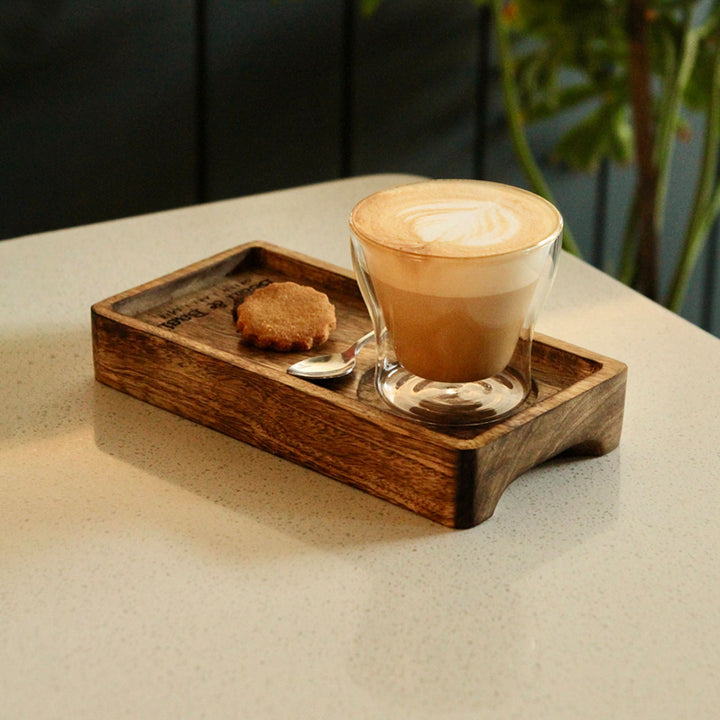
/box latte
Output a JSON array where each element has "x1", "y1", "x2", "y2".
[{"x1": 350, "y1": 180, "x2": 562, "y2": 383}]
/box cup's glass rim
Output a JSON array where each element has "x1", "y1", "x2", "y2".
[{"x1": 349, "y1": 179, "x2": 564, "y2": 261}]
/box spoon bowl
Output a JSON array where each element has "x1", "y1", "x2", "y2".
[{"x1": 287, "y1": 330, "x2": 374, "y2": 380}]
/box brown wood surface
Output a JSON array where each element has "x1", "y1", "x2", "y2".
[{"x1": 91, "y1": 242, "x2": 628, "y2": 528}]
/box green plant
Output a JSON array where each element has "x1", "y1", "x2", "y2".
[{"x1": 360, "y1": 0, "x2": 720, "y2": 312}]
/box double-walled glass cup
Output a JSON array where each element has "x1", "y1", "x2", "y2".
[{"x1": 350, "y1": 180, "x2": 563, "y2": 426}]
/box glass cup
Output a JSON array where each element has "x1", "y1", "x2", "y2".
[{"x1": 350, "y1": 179, "x2": 563, "y2": 426}]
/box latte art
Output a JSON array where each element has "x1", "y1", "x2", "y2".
[
  {"x1": 350, "y1": 179, "x2": 562, "y2": 257},
  {"x1": 400, "y1": 200, "x2": 522, "y2": 249}
]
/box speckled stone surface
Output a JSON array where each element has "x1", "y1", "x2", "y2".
[{"x1": 2, "y1": 175, "x2": 719, "y2": 719}]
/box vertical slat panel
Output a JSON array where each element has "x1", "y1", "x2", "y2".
[
  {"x1": 708, "y1": 158, "x2": 720, "y2": 335},
  {"x1": 340, "y1": 0, "x2": 356, "y2": 178},
  {"x1": 195, "y1": 0, "x2": 208, "y2": 204},
  {"x1": 204, "y1": 0, "x2": 344, "y2": 200},
  {"x1": 351, "y1": 0, "x2": 477, "y2": 179},
  {"x1": 474, "y1": 4, "x2": 492, "y2": 180},
  {"x1": 702, "y1": 186, "x2": 720, "y2": 333},
  {"x1": 592, "y1": 160, "x2": 610, "y2": 269}
]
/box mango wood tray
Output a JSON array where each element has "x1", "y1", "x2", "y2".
[{"x1": 91, "y1": 242, "x2": 627, "y2": 529}]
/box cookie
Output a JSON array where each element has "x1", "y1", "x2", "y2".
[{"x1": 235, "y1": 281, "x2": 336, "y2": 351}]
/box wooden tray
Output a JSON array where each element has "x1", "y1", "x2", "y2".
[{"x1": 91, "y1": 242, "x2": 627, "y2": 528}]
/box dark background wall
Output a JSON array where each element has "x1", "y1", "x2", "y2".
[
  {"x1": 1, "y1": 1, "x2": 197, "y2": 237},
  {"x1": 1, "y1": 0, "x2": 718, "y2": 335}
]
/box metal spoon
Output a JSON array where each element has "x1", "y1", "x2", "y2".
[{"x1": 287, "y1": 330, "x2": 375, "y2": 380}]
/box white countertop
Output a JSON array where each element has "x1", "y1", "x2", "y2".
[{"x1": 2, "y1": 175, "x2": 719, "y2": 719}]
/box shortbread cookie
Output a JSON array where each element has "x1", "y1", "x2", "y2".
[{"x1": 235, "y1": 281, "x2": 336, "y2": 351}]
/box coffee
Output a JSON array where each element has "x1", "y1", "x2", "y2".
[
  {"x1": 350, "y1": 180, "x2": 562, "y2": 383},
  {"x1": 371, "y1": 277, "x2": 536, "y2": 382}
]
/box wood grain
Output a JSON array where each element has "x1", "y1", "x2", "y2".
[{"x1": 92, "y1": 242, "x2": 627, "y2": 528}]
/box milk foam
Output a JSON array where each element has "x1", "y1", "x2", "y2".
[
  {"x1": 400, "y1": 200, "x2": 522, "y2": 249},
  {"x1": 350, "y1": 179, "x2": 562, "y2": 258}
]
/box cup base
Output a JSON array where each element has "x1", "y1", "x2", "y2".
[{"x1": 377, "y1": 365, "x2": 530, "y2": 426}]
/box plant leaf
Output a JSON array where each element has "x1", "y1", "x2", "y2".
[{"x1": 553, "y1": 101, "x2": 634, "y2": 170}]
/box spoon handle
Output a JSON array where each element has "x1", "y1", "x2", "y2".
[
  {"x1": 343, "y1": 330, "x2": 374, "y2": 361},
  {"x1": 353, "y1": 330, "x2": 375, "y2": 351}
]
